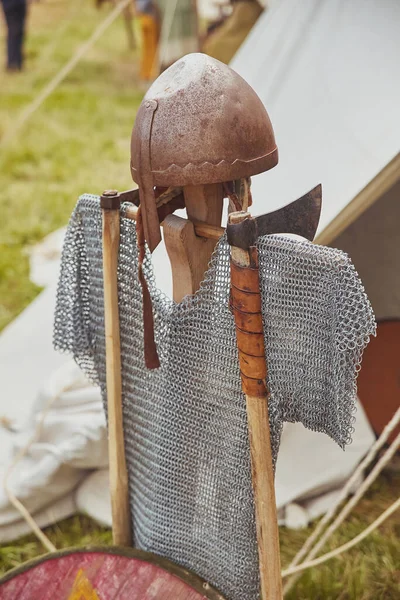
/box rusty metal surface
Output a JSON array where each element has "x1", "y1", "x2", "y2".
[
  {"x1": 131, "y1": 53, "x2": 278, "y2": 185},
  {"x1": 119, "y1": 188, "x2": 140, "y2": 205},
  {"x1": 130, "y1": 52, "x2": 278, "y2": 249},
  {"x1": 100, "y1": 189, "x2": 140, "y2": 209},
  {"x1": 133, "y1": 99, "x2": 161, "y2": 252},
  {"x1": 226, "y1": 184, "x2": 322, "y2": 249}
]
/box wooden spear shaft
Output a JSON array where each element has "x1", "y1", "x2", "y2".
[
  {"x1": 101, "y1": 192, "x2": 132, "y2": 547},
  {"x1": 229, "y1": 211, "x2": 282, "y2": 600}
]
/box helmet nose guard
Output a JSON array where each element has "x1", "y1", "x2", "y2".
[{"x1": 130, "y1": 52, "x2": 278, "y2": 252}]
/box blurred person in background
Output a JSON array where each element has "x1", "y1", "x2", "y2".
[
  {"x1": 0, "y1": 0, "x2": 27, "y2": 71},
  {"x1": 202, "y1": 0, "x2": 263, "y2": 65},
  {"x1": 135, "y1": 0, "x2": 160, "y2": 83},
  {"x1": 157, "y1": 0, "x2": 199, "y2": 73}
]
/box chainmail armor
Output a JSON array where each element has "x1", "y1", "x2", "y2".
[{"x1": 54, "y1": 195, "x2": 375, "y2": 600}]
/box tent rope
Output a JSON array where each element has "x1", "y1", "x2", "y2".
[
  {"x1": 282, "y1": 493, "x2": 400, "y2": 578},
  {"x1": 283, "y1": 408, "x2": 400, "y2": 594},
  {"x1": 2, "y1": 387, "x2": 69, "y2": 553},
  {"x1": 0, "y1": 0, "x2": 132, "y2": 150}
]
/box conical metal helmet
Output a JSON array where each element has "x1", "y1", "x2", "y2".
[{"x1": 131, "y1": 53, "x2": 278, "y2": 251}]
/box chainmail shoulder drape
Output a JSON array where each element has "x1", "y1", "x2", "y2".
[{"x1": 54, "y1": 195, "x2": 375, "y2": 600}]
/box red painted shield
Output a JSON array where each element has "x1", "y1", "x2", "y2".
[{"x1": 0, "y1": 547, "x2": 225, "y2": 600}]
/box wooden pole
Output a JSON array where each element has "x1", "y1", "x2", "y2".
[
  {"x1": 101, "y1": 183, "x2": 223, "y2": 541},
  {"x1": 124, "y1": 203, "x2": 225, "y2": 241},
  {"x1": 102, "y1": 195, "x2": 132, "y2": 547},
  {"x1": 229, "y1": 211, "x2": 282, "y2": 600},
  {"x1": 163, "y1": 183, "x2": 224, "y2": 301}
]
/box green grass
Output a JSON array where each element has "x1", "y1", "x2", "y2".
[
  {"x1": 0, "y1": 3, "x2": 399, "y2": 597},
  {"x1": 0, "y1": 515, "x2": 112, "y2": 575},
  {"x1": 0, "y1": 0, "x2": 141, "y2": 330},
  {"x1": 281, "y1": 467, "x2": 400, "y2": 599}
]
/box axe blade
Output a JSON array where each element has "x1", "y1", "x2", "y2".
[{"x1": 227, "y1": 184, "x2": 322, "y2": 249}]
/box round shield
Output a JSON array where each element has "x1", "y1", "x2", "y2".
[{"x1": 0, "y1": 547, "x2": 225, "y2": 600}]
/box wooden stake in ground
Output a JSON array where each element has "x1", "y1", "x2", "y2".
[
  {"x1": 229, "y1": 210, "x2": 283, "y2": 600},
  {"x1": 101, "y1": 190, "x2": 132, "y2": 547}
]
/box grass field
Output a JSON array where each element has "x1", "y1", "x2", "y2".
[
  {"x1": 0, "y1": 2, "x2": 399, "y2": 598},
  {"x1": 0, "y1": 0, "x2": 140, "y2": 330}
]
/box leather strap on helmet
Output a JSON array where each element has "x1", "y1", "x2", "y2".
[
  {"x1": 136, "y1": 206, "x2": 160, "y2": 369},
  {"x1": 132, "y1": 99, "x2": 161, "y2": 253}
]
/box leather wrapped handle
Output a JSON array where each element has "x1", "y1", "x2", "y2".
[
  {"x1": 230, "y1": 247, "x2": 268, "y2": 397},
  {"x1": 229, "y1": 212, "x2": 283, "y2": 600}
]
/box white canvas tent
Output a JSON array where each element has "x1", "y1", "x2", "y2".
[
  {"x1": 232, "y1": 0, "x2": 400, "y2": 256},
  {"x1": 231, "y1": 0, "x2": 400, "y2": 443},
  {"x1": 333, "y1": 181, "x2": 400, "y2": 320},
  {"x1": 1, "y1": 0, "x2": 398, "y2": 541}
]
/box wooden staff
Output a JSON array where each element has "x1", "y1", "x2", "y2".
[
  {"x1": 100, "y1": 183, "x2": 223, "y2": 544},
  {"x1": 101, "y1": 190, "x2": 132, "y2": 547},
  {"x1": 229, "y1": 210, "x2": 282, "y2": 600}
]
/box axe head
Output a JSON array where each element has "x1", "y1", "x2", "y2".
[{"x1": 226, "y1": 184, "x2": 322, "y2": 249}]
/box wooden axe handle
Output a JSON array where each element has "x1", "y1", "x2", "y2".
[{"x1": 229, "y1": 211, "x2": 282, "y2": 600}]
